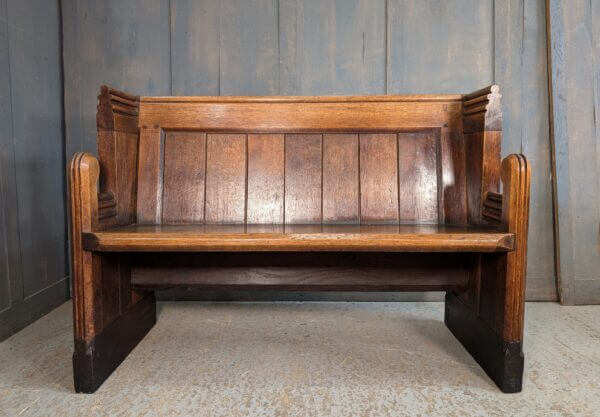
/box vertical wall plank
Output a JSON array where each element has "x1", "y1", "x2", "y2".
[
  {"x1": 247, "y1": 134, "x2": 285, "y2": 224},
  {"x1": 285, "y1": 134, "x2": 322, "y2": 224},
  {"x1": 219, "y1": 0, "x2": 279, "y2": 95},
  {"x1": 398, "y1": 132, "x2": 439, "y2": 224},
  {"x1": 547, "y1": 0, "x2": 600, "y2": 304},
  {"x1": 205, "y1": 134, "x2": 247, "y2": 223},
  {"x1": 62, "y1": 0, "x2": 171, "y2": 157},
  {"x1": 136, "y1": 128, "x2": 165, "y2": 224},
  {"x1": 279, "y1": 0, "x2": 386, "y2": 95},
  {"x1": 496, "y1": 0, "x2": 556, "y2": 300},
  {"x1": 322, "y1": 134, "x2": 359, "y2": 224},
  {"x1": 360, "y1": 134, "x2": 399, "y2": 224},
  {"x1": 162, "y1": 132, "x2": 206, "y2": 224},
  {"x1": 8, "y1": 0, "x2": 67, "y2": 298},
  {"x1": 0, "y1": 0, "x2": 16, "y2": 312},
  {"x1": 387, "y1": 0, "x2": 493, "y2": 94},
  {"x1": 170, "y1": 0, "x2": 220, "y2": 95},
  {"x1": 1, "y1": 0, "x2": 69, "y2": 339}
]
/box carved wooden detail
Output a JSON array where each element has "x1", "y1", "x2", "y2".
[
  {"x1": 482, "y1": 191, "x2": 503, "y2": 225},
  {"x1": 462, "y1": 84, "x2": 502, "y2": 133},
  {"x1": 97, "y1": 85, "x2": 139, "y2": 133}
]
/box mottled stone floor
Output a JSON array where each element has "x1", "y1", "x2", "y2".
[{"x1": 1, "y1": 301, "x2": 599, "y2": 416}]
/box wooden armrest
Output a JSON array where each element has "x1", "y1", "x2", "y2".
[
  {"x1": 69, "y1": 152, "x2": 100, "y2": 233},
  {"x1": 479, "y1": 154, "x2": 531, "y2": 341}
]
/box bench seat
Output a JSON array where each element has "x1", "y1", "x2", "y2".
[{"x1": 82, "y1": 224, "x2": 514, "y2": 252}]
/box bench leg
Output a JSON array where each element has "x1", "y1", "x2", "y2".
[
  {"x1": 445, "y1": 291, "x2": 523, "y2": 393},
  {"x1": 444, "y1": 252, "x2": 525, "y2": 393},
  {"x1": 73, "y1": 292, "x2": 156, "y2": 393},
  {"x1": 71, "y1": 252, "x2": 156, "y2": 393},
  {"x1": 70, "y1": 153, "x2": 156, "y2": 392}
]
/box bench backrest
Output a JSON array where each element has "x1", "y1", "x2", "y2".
[{"x1": 96, "y1": 87, "x2": 502, "y2": 226}]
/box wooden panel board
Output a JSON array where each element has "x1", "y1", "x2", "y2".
[
  {"x1": 101, "y1": 256, "x2": 121, "y2": 327},
  {"x1": 205, "y1": 134, "x2": 246, "y2": 223},
  {"x1": 8, "y1": 0, "x2": 67, "y2": 298},
  {"x1": 162, "y1": 132, "x2": 206, "y2": 224},
  {"x1": 84, "y1": 224, "x2": 515, "y2": 253},
  {"x1": 398, "y1": 131, "x2": 439, "y2": 223},
  {"x1": 139, "y1": 99, "x2": 463, "y2": 132},
  {"x1": 496, "y1": 0, "x2": 557, "y2": 300},
  {"x1": 0, "y1": 0, "x2": 15, "y2": 311},
  {"x1": 136, "y1": 128, "x2": 165, "y2": 224},
  {"x1": 219, "y1": 0, "x2": 279, "y2": 95},
  {"x1": 62, "y1": 0, "x2": 171, "y2": 157},
  {"x1": 170, "y1": 0, "x2": 219, "y2": 95},
  {"x1": 132, "y1": 253, "x2": 470, "y2": 291},
  {"x1": 285, "y1": 134, "x2": 322, "y2": 224},
  {"x1": 440, "y1": 131, "x2": 467, "y2": 224},
  {"x1": 360, "y1": 134, "x2": 399, "y2": 224},
  {"x1": 278, "y1": 0, "x2": 385, "y2": 95},
  {"x1": 247, "y1": 134, "x2": 285, "y2": 224},
  {"x1": 1, "y1": 0, "x2": 69, "y2": 339},
  {"x1": 322, "y1": 134, "x2": 359, "y2": 223},
  {"x1": 547, "y1": 0, "x2": 600, "y2": 304},
  {"x1": 387, "y1": 0, "x2": 493, "y2": 94},
  {"x1": 115, "y1": 132, "x2": 139, "y2": 225}
]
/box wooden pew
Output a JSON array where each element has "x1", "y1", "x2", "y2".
[{"x1": 69, "y1": 85, "x2": 530, "y2": 393}]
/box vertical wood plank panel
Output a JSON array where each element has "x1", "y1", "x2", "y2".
[
  {"x1": 162, "y1": 132, "x2": 206, "y2": 224},
  {"x1": 0, "y1": 0, "x2": 16, "y2": 311},
  {"x1": 101, "y1": 256, "x2": 120, "y2": 327},
  {"x1": 115, "y1": 132, "x2": 139, "y2": 225},
  {"x1": 440, "y1": 131, "x2": 467, "y2": 225},
  {"x1": 1, "y1": 0, "x2": 70, "y2": 338},
  {"x1": 322, "y1": 134, "x2": 359, "y2": 224},
  {"x1": 360, "y1": 134, "x2": 399, "y2": 224},
  {"x1": 548, "y1": 0, "x2": 600, "y2": 304},
  {"x1": 136, "y1": 128, "x2": 165, "y2": 224},
  {"x1": 285, "y1": 134, "x2": 322, "y2": 224},
  {"x1": 62, "y1": 0, "x2": 171, "y2": 157},
  {"x1": 219, "y1": 0, "x2": 279, "y2": 95},
  {"x1": 8, "y1": 0, "x2": 67, "y2": 298},
  {"x1": 398, "y1": 132, "x2": 439, "y2": 224},
  {"x1": 496, "y1": 0, "x2": 556, "y2": 300},
  {"x1": 205, "y1": 134, "x2": 247, "y2": 223},
  {"x1": 279, "y1": 0, "x2": 386, "y2": 95},
  {"x1": 170, "y1": 0, "x2": 220, "y2": 95},
  {"x1": 387, "y1": 0, "x2": 493, "y2": 94},
  {"x1": 247, "y1": 134, "x2": 285, "y2": 224}
]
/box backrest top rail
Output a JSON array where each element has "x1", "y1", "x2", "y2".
[{"x1": 139, "y1": 94, "x2": 463, "y2": 103}]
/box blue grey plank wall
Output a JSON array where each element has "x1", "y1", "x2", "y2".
[
  {"x1": 547, "y1": 0, "x2": 600, "y2": 305},
  {"x1": 62, "y1": 0, "x2": 171, "y2": 158},
  {"x1": 60, "y1": 0, "x2": 557, "y2": 303},
  {"x1": 496, "y1": 0, "x2": 556, "y2": 300},
  {"x1": 0, "y1": 0, "x2": 69, "y2": 340}
]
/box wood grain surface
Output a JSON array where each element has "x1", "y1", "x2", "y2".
[{"x1": 83, "y1": 224, "x2": 514, "y2": 253}]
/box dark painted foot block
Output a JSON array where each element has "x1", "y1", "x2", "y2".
[
  {"x1": 444, "y1": 292, "x2": 524, "y2": 393},
  {"x1": 73, "y1": 294, "x2": 156, "y2": 393}
]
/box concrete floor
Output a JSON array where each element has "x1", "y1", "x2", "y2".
[{"x1": 0, "y1": 302, "x2": 599, "y2": 417}]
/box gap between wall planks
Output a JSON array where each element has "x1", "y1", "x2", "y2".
[{"x1": 61, "y1": 0, "x2": 557, "y2": 302}]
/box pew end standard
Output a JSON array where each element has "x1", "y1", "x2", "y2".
[{"x1": 69, "y1": 85, "x2": 530, "y2": 393}]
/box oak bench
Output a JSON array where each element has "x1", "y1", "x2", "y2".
[{"x1": 69, "y1": 85, "x2": 530, "y2": 393}]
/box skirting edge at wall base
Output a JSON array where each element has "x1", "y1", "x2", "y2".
[{"x1": 0, "y1": 277, "x2": 70, "y2": 341}]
